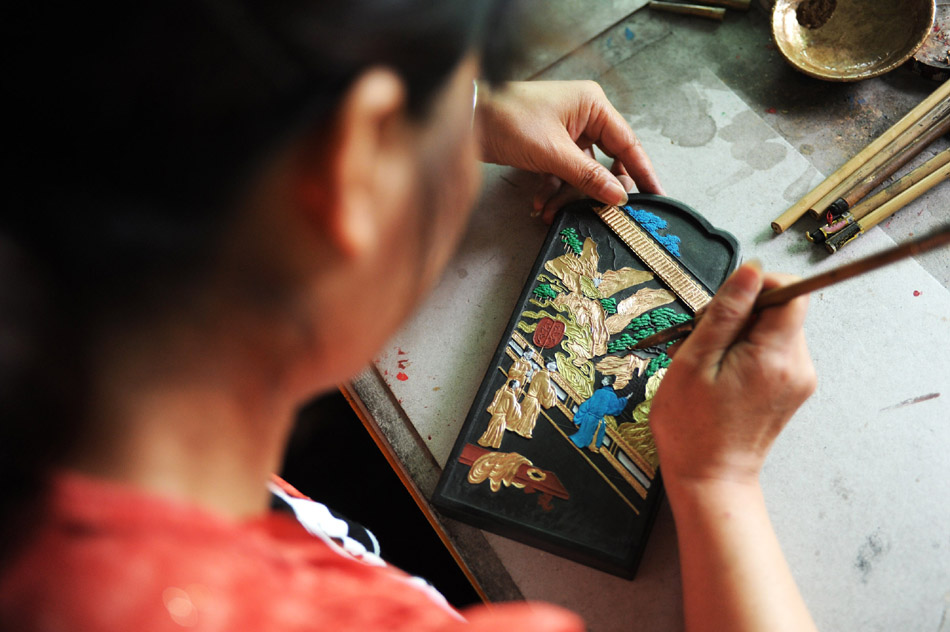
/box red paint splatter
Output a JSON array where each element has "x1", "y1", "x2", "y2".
[
  {"x1": 913, "y1": 290, "x2": 921, "y2": 297},
  {"x1": 397, "y1": 359, "x2": 409, "y2": 369},
  {"x1": 766, "y1": 107, "x2": 777, "y2": 114},
  {"x1": 427, "y1": 435, "x2": 432, "y2": 441},
  {"x1": 396, "y1": 372, "x2": 409, "y2": 381},
  {"x1": 397, "y1": 348, "x2": 407, "y2": 355}
]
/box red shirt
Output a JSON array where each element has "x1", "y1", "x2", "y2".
[{"x1": 0, "y1": 472, "x2": 583, "y2": 632}]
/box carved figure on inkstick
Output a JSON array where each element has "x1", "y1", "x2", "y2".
[
  {"x1": 478, "y1": 380, "x2": 521, "y2": 449},
  {"x1": 569, "y1": 378, "x2": 629, "y2": 451},
  {"x1": 507, "y1": 349, "x2": 535, "y2": 393},
  {"x1": 509, "y1": 362, "x2": 558, "y2": 438}
]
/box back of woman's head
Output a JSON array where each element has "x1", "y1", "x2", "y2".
[{"x1": 2, "y1": 0, "x2": 519, "y2": 559}]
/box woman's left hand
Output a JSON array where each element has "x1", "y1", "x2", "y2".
[{"x1": 475, "y1": 80, "x2": 664, "y2": 222}]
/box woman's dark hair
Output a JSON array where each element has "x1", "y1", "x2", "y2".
[{"x1": 2, "y1": 0, "x2": 520, "y2": 561}]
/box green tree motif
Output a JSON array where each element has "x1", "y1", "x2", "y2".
[
  {"x1": 606, "y1": 307, "x2": 692, "y2": 376},
  {"x1": 559, "y1": 228, "x2": 583, "y2": 255},
  {"x1": 533, "y1": 283, "x2": 559, "y2": 301}
]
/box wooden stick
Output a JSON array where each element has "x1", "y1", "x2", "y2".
[
  {"x1": 855, "y1": 163, "x2": 949, "y2": 231},
  {"x1": 807, "y1": 149, "x2": 950, "y2": 244},
  {"x1": 633, "y1": 226, "x2": 950, "y2": 349},
  {"x1": 819, "y1": 115, "x2": 950, "y2": 219},
  {"x1": 648, "y1": 1, "x2": 726, "y2": 20},
  {"x1": 808, "y1": 102, "x2": 950, "y2": 218},
  {"x1": 770, "y1": 79, "x2": 950, "y2": 233},
  {"x1": 850, "y1": 149, "x2": 950, "y2": 221},
  {"x1": 825, "y1": 163, "x2": 950, "y2": 253},
  {"x1": 694, "y1": 0, "x2": 750, "y2": 10}
]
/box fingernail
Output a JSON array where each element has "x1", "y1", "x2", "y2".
[
  {"x1": 530, "y1": 208, "x2": 541, "y2": 218},
  {"x1": 745, "y1": 259, "x2": 762, "y2": 272},
  {"x1": 600, "y1": 178, "x2": 628, "y2": 205},
  {"x1": 618, "y1": 175, "x2": 636, "y2": 194},
  {"x1": 727, "y1": 263, "x2": 761, "y2": 297}
]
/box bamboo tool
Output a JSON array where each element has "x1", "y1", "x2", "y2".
[
  {"x1": 770, "y1": 79, "x2": 950, "y2": 233},
  {"x1": 807, "y1": 102, "x2": 950, "y2": 219},
  {"x1": 648, "y1": 1, "x2": 726, "y2": 20},
  {"x1": 695, "y1": 0, "x2": 750, "y2": 9},
  {"x1": 808, "y1": 149, "x2": 950, "y2": 244},
  {"x1": 815, "y1": 114, "x2": 950, "y2": 222},
  {"x1": 825, "y1": 162, "x2": 950, "y2": 253},
  {"x1": 631, "y1": 226, "x2": 950, "y2": 350}
]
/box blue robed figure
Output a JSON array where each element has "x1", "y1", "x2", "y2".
[{"x1": 569, "y1": 384, "x2": 629, "y2": 450}]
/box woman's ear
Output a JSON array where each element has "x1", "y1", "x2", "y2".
[{"x1": 296, "y1": 68, "x2": 411, "y2": 259}]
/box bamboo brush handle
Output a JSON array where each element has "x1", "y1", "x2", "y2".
[
  {"x1": 809, "y1": 102, "x2": 950, "y2": 217},
  {"x1": 848, "y1": 149, "x2": 950, "y2": 221},
  {"x1": 825, "y1": 164, "x2": 950, "y2": 253},
  {"x1": 834, "y1": 116, "x2": 950, "y2": 211},
  {"x1": 858, "y1": 163, "x2": 950, "y2": 231},
  {"x1": 771, "y1": 79, "x2": 950, "y2": 233},
  {"x1": 695, "y1": 0, "x2": 750, "y2": 9},
  {"x1": 648, "y1": 1, "x2": 726, "y2": 19}
]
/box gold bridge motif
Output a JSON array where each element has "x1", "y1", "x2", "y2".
[{"x1": 595, "y1": 205, "x2": 712, "y2": 312}]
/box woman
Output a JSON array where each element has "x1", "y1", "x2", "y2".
[{"x1": 2, "y1": 1, "x2": 818, "y2": 630}]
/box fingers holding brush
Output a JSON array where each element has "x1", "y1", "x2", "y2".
[
  {"x1": 674, "y1": 261, "x2": 765, "y2": 372},
  {"x1": 650, "y1": 263, "x2": 816, "y2": 487}
]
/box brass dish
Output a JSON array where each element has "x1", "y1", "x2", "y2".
[{"x1": 772, "y1": 0, "x2": 936, "y2": 81}]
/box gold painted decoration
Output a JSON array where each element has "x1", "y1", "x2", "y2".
[
  {"x1": 632, "y1": 367, "x2": 666, "y2": 425},
  {"x1": 605, "y1": 425, "x2": 656, "y2": 480},
  {"x1": 478, "y1": 380, "x2": 521, "y2": 449},
  {"x1": 616, "y1": 367, "x2": 667, "y2": 469},
  {"x1": 459, "y1": 443, "x2": 571, "y2": 501},
  {"x1": 595, "y1": 205, "x2": 712, "y2": 312},
  {"x1": 508, "y1": 368, "x2": 558, "y2": 438},
  {"x1": 616, "y1": 422, "x2": 659, "y2": 469},
  {"x1": 552, "y1": 291, "x2": 609, "y2": 362},
  {"x1": 597, "y1": 267, "x2": 655, "y2": 298},
  {"x1": 507, "y1": 355, "x2": 532, "y2": 385},
  {"x1": 599, "y1": 447, "x2": 648, "y2": 499},
  {"x1": 544, "y1": 237, "x2": 600, "y2": 293},
  {"x1": 594, "y1": 354, "x2": 651, "y2": 390},
  {"x1": 604, "y1": 287, "x2": 677, "y2": 334},
  {"x1": 468, "y1": 450, "x2": 535, "y2": 492}
]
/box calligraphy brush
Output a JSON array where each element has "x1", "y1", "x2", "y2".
[{"x1": 631, "y1": 225, "x2": 950, "y2": 350}]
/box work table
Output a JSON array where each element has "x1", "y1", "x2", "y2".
[{"x1": 345, "y1": 4, "x2": 950, "y2": 630}]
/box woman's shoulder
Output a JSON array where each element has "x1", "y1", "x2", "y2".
[{"x1": 0, "y1": 472, "x2": 585, "y2": 631}]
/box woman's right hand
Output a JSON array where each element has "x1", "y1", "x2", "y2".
[
  {"x1": 649, "y1": 261, "x2": 816, "y2": 490},
  {"x1": 648, "y1": 262, "x2": 819, "y2": 632}
]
